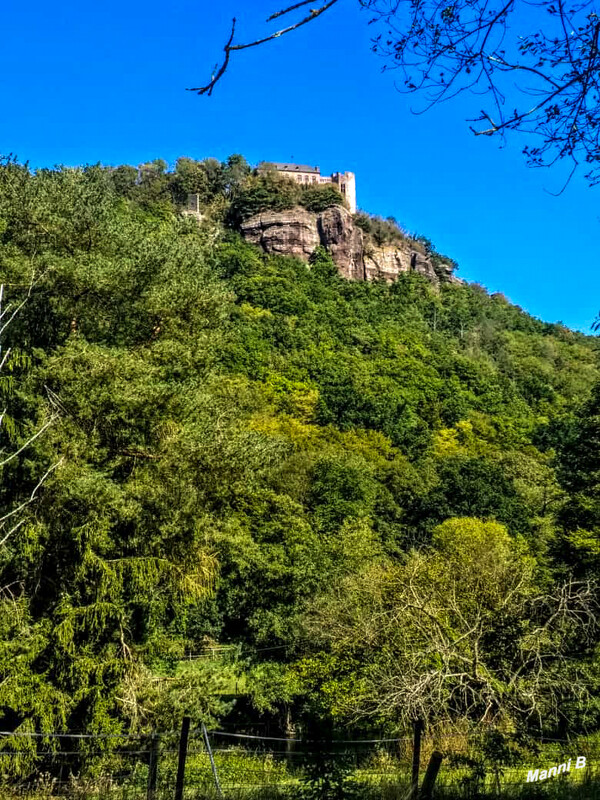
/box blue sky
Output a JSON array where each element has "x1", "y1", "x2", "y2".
[{"x1": 2, "y1": 0, "x2": 598, "y2": 331}]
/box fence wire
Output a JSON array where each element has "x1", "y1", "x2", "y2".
[{"x1": 0, "y1": 726, "x2": 599, "y2": 799}]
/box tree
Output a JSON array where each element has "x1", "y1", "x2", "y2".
[
  {"x1": 136, "y1": 159, "x2": 171, "y2": 209},
  {"x1": 172, "y1": 157, "x2": 211, "y2": 203},
  {"x1": 0, "y1": 160, "x2": 225, "y2": 740},
  {"x1": 223, "y1": 153, "x2": 252, "y2": 196},
  {"x1": 0, "y1": 279, "x2": 60, "y2": 556},
  {"x1": 555, "y1": 381, "x2": 600, "y2": 573},
  {"x1": 3, "y1": 156, "x2": 600, "y2": 749},
  {"x1": 0, "y1": 277, "x2": 67, "y2": 749},
  {"x1": 301, "y1": 518, "x2": 600, "y2": 731},
  {"x1": 196, "y1": 0, "x2": 600, "y2": 185}
]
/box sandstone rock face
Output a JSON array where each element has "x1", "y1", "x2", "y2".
[
  {"x1": 435, "y1": 261, "x2": 463, "y2": 284},
  {"x1": 364, "y1": 244, "x2": 438, "y2": 284},
  {"x1": 240, "y1": 205, "x2": 456, "y2": 288},
  {"x1": 240, "y1": 207, "x2": 320, "y2": 261},
  {"x1": 316, "y1": 206, "x2": 365, "y2": 281}
]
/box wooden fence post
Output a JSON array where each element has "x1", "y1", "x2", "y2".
[
  {"x1": 411, "y1": 719, "x2": 423, "y2": 795},
  {"x1": 146, "y1": 732, "x2": 159, "y2": 800},
  {"x1": 420, "y1": 751, "x2": 443, "y2": 799},
  {"x1": 174, "y1": 716, "x2": 190, "y2": 800}
]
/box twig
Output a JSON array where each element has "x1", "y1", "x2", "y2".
[
  {"x1": 0, "y1": 457, "x2": 64, "y2": 536},
  {"x1": 0, "y1": 415, "x2": 59, "y2": 469},
  {"x1": 188, "y1": 0, "x2": 340, "y2": 96},
  {"x1": 268, "y1": 0, "x2": 317, "y2": 20}
]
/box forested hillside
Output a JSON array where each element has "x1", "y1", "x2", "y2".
[{"x1": 1, "y1": 154, "x2": 600, "y2": 756}]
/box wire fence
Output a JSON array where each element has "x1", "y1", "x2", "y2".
[{"x1": 1, "y1": 723, "x2": 599, "y2": 800}]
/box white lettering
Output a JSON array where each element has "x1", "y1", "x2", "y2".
[{"x1": 525, "y1": 757, "x2": 587, "y2": 784}]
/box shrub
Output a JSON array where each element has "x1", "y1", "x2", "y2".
[
  {"x1": 353, "y1": 213, "x2": 407, "y2": 246},
  {"x1": 412, "y1": 233, "x2": 459, "y2": 275},
  {"x1": 300, "y1": 184, "x2": 348, "y2": 213},
  {"x1": 228, "y1": 174, "x2": 301, "y2": 225},
  {"x1": 229, "y1": 175, "x2": 347, "y2": 225}
]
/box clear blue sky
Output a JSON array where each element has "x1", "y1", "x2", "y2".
[{"x1": 2, "y1": 0, "x2": 598, "y2": 331}]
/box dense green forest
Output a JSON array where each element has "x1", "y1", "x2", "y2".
[{"x1": 1, "y1": 153, "x2": 600, "y2": 762}]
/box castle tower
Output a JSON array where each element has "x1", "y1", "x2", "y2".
[{"x1": 331, "y1": 171, "x2": 356, "y2": 214}]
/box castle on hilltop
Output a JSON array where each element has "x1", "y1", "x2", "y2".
[{"x1": 258, "y1": 162, "x2": 357, "y2": 214}]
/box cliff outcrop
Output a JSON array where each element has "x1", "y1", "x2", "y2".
[{"x1": 240, "y1": 205, "x2": 457, "y2": 287}]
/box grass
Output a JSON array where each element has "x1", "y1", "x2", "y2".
[{"x1": 1, "y1": 741, "x2": 600, "y2": 800}]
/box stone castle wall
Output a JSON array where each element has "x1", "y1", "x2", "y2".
[{"x1": 258, "y1": 163, "x2": 357, "y2": 213}]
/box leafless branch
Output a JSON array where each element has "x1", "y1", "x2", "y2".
[
  {"x1": 0, "y1": 280, "x2": 62, "y2": 550},
  {"x1": 268, "y1": 0, "x2": 318, "y2": 21},
  {"x1": 0, "y1": 270, "x2": 47, "y2": 339},
  {"x1": 303, "y1": 551, "x2": 599, "y2": 729},
  {"x1": 363, "y1": 0, "x2": 600, "y2": 183},
  {"x1": 189, "y1": 0, "x2": 341, "y2": 96},
  {"x1": 0, "y1": 415, "x2": 59, "y2": 469},
  {"x1": 0, "y1": 519, "x2": 26, "y2": 549},
  {"x1": 0, "y1": 457, "x2": 64, "y2": 543}
]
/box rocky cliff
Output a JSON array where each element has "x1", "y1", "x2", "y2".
[{"x1": 239, "y1": 205, "x2": 457, "y2": 287}]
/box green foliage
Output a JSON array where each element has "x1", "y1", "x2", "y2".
[
  {"x1": 300, "y1": 749, "x2": 358, "y2": 800},
  {"x1": 301, "y1": 185, "x2": 348, "y2": 213},
  {"x1": 298, "y1": 516, "x2": 596, "y2": 731},
  {"x1": 353, "y1": 212, "x2": 407, "y2": 246},
  {"x1": 413, "y1": 233, "x2": 459, "y2": 276},
  {"x1": 554, "y1": 381, "x2": 600, "y2": 574},
  {"x1": 228, "y1": 173, "x2": 346, "y2": 225},
  {"x1": 1, "y1": 155, "x2": 599, "y2": 762},
  {"x1": 228, "y1": 173, "x2": 302, "y2": 225}
]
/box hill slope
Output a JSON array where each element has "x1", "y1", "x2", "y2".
[{"x1": 1, "y1": 156, "x2": 599, "y2": 747}]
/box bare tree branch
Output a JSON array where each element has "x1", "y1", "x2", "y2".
[
  {"x1": 268, "y1": 0, "x2": 319, "y2": 21},
  {"x1": 0, "y1": 269, "x2": 47, "y2": 338},
  {"x1": 0, "y1": 280, "x2": 61, "y2": 553},
  {"x1": 363, "y1": 0, "x2": 600, "y2": 183},
  {"x1": 303, "y1": 546, "x2": 600, "y2": 730},
  {"x1": 188, "y1": 0, "x2": 341, "y2": 96},
  {"x1": 0, "y1": 415, "x2": 58, "y2": 469},
  {"x1": 200, "y1": 0, "x2": 600, "y2": 184}
]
